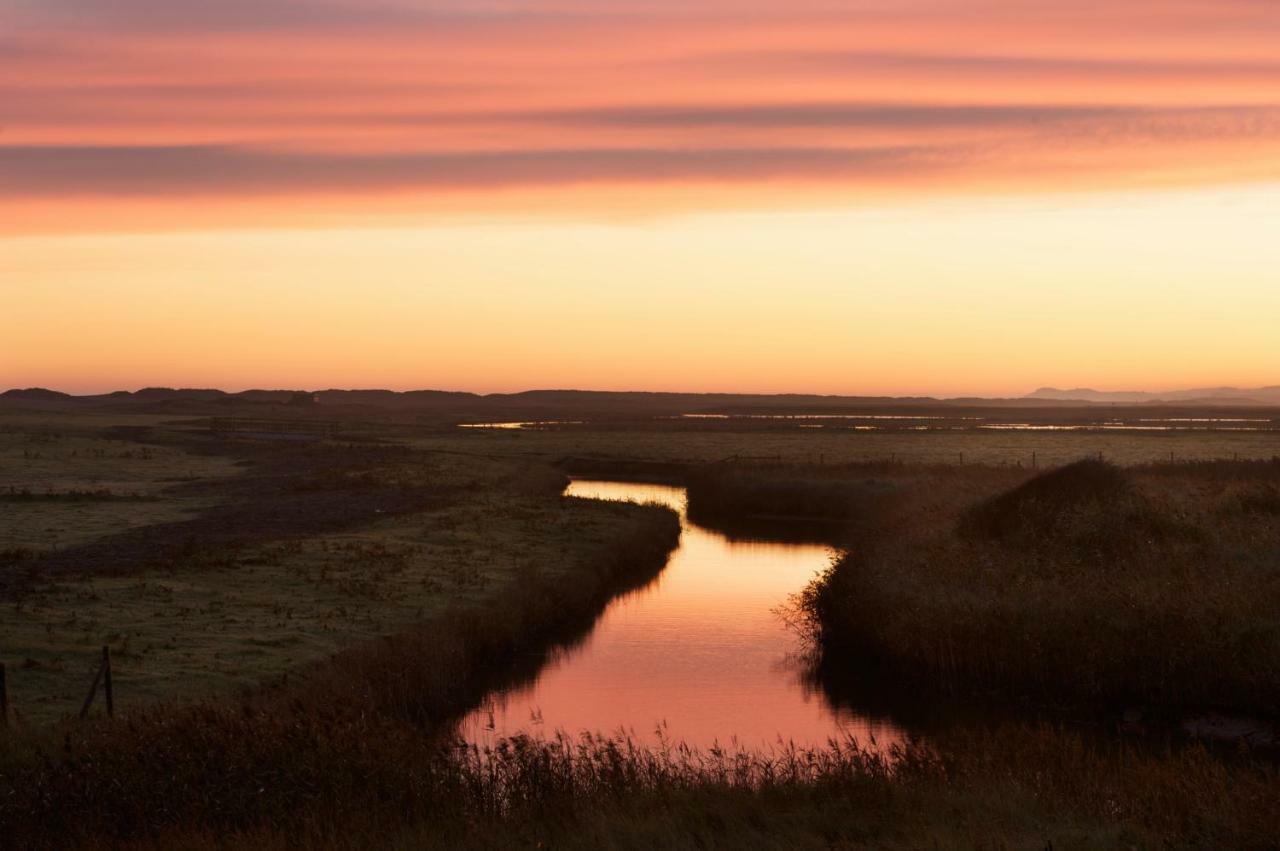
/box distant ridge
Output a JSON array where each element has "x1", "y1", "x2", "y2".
[
  {"x1": 1028, "y1": 386, "x2": 1280, "y2": 405},
  {"x1": 0, "y1": 387, "x2": 72, "y2": 400},
  {"x1": 3, "y1": 385, "x2": 1279, "y2": 415}
]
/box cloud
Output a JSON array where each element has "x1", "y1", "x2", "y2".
[
  {"x1": 512, "y1": 103, "x2": 1130, "y2": 130},
  {"x1": 0, "y1": 143, "x2": 954, "y2": 197},
  {"x1": 700, "y1": 50, "x2": 1280, "y2": 82},
  {"x1": 7, "y1": 0, "x2": 615, "y2": 34},
  {"x1": 5, "y1": 104, "x2": 1278, "y2": 198},
  {"x1": 6, "y1": 0, "x2": 1279, "y2": 225}
]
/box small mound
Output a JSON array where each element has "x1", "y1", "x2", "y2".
[
  {"x1": 1235, "y1": 483, "x2": 1280, "y2": 516},
  {"x1": 962, "y1": 459, "x2": 1131, "y2": 540},
  {"x1": 0, "y1": 387, "x2": 71, "y2": 400}
]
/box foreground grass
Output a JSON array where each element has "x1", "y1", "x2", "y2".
[
  {"x1": 0, "y1": 501, "x2": 680, "y2": 848},
  {"x1": 800, "y1": 458, "x2": 1280, "y2": 713},
  {"x1": 6, "y1": 414, "x2": 1280, "y2": 849},
  {"x1": 4, "y1": 490, "x2": 672, "y2": 724},
  {"x1": 29, "y1": 726, "x2": 1280, "y2": 851},
  {"x1": 0, "y1": 413, "x2": 695, "y2": 726}
]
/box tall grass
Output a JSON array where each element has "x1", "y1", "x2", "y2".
[
  {"x1": 0, "y1": 504, "x2": 680, "y2": 849},
  {"x1": 44, "y1": 726, "x2": 1280, "y2": 850},
  {"x1": 800, "y1": 459, "x2": 1280, "y2": 712},
  {"x1": 684, "y1": 463, "x2": 930, "y2": 539},
  {"x1": 7, "y1": 454, "x2": 1280, "y2": 848}
]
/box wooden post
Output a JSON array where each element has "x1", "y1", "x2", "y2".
[
  {"x1": 1032, "y1": 452, "x2": 1037, "y2": 469},
  {"x1": 959, "y1": 452, "x2": 964, "y2": 466},
  {"x1": 1, "y1": 662, "x2": 8, "y2": 729},
  {"x1": 102, "y1": 646, "x2": 114, "y2": 719},
  {"x1": 79, "y1": 655, "x2": 105, "y2": 720}
]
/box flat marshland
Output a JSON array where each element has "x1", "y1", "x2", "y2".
[
  {"x1": 796, "y1": 458, "x2": 1280, "y2": 713},
  {"x1": 0, "y1": 416, "x2": 678, "y2": 723},
  {"x1": 2, "y1": 402, "x2": 1280, "y2": 848}
]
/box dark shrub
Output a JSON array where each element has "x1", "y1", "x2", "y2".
[
  {"x1": 961, "y1": 459, "x2": 1130, "y2": 540},
  {"x1": 1236, "y1": 483, "x2": 1280, "y2": 515}
]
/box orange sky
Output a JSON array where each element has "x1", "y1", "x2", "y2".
[{"x1": 3, "y1": 0, "x2": 1279, "y2": 395}]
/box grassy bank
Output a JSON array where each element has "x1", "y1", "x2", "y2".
[
  {"x1": 683, "y1": 462, "x2": 964, "y2": 539},
  {"x1": 799, "y1": 458, "x2": 1280, "y2": 713},
  {"x1": 0, "y1": 409, "x2": 691, "y2": 724},
  {"x1": 24, "y1": 725, "x2": 1280, "y2": 850},
  {"x1": 0, "y1": 424, "x2": 241, "y2": 555},
  {"x1": 0, "y1": 500, "x2": 679, "y2": 848}
]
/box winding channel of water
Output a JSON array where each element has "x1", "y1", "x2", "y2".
[{"x1": 459, "y1": 479, "x2": 907, "y2": 751}]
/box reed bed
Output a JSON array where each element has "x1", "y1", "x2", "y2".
[
  {"x1": 36, "y1": 726, "x2": 1280, "y2": 850},
  {"x1": 0, "y1": 505, "x2": 680, "y2": 849},
  {"x1": 800, "y1": 458, "x2": 1280, "y2": 712}
]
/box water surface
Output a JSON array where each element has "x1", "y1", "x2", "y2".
[{"x1": 460, "y1": 479, "x2": 905, "y2": 751}]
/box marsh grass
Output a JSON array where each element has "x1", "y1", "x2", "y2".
[
  {"x1": 1, "y1": 486, "x2": 678, "y2": 724},
  {"x1": 21, "y1": 724, "x2": 1280, "y2": 850},
  {"x1": 686, "y1": 464, "x2": 903, "y2": 528},
  {"x1": 0, "y1": 417, "x2": 683, "y2": 723},
  {"x1": 0, "y1": 428, "x2": 240, "y2": 554},
  {"x1": 421, "y1": 424, "x2": 1280, "y2": 468},
  {"x1": 802, "y1": 459, "x2": 1280, "y2": 713},
  {"x1": 0, "y1": 504, "x2": 680, "y2": 848},
  {"x1": 6, "y1": 414, "x2": 1280, "y2": 848},
  {"x1": 0, "y1": 487, "x2": 154, "y2": 502}
]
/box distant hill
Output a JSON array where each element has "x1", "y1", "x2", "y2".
[
  {"x1": 3, "y1": 385, "x2": 1279, "y2": 419},
  {"x1": 0, "y1": 387, "x2": 72, "y2": 401},
  {"x1": 1027, "y1": 386, "x2": 1280, "y2": 405}
]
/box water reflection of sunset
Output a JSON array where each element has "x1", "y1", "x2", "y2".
[{"x1": 461, "y1": 480, "x2": 907, "y2": 752}]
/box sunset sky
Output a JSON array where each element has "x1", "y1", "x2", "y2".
[{"x1": 4, "y1": 0, "x2": 1279, "y2": 395}]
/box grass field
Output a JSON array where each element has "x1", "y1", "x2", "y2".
[
  {"x1": 797, "y1": 457, "x2": 1280, "y2": 714},
  {"x1": 0, "y1": 415, "x2": 681, "y2": 725},
  {"x1": 4, "y1": 408, "x2": 1280, "y2": 849},
  {"x1": 419, "y1": 422, "x2": 1280, "y2": 467},
  {"x1": 15, "y1": 724, "x2": 1280, "y2": 850},
  {"x1": 6, "y1": 413, "x2": 1280, "y2": 723},
  {"x1": 0, "y1": 423, "x2": 241, "y2": 553},
  {"x1": 4, "y1": 490, "x2": 673, "y2": 725}
]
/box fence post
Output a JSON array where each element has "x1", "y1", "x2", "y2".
[
  {"x1": 79, "y1": 654, "x2": 105, "y2": 720},
  {"x1": 102, "y1": 646, "x2": 114, "y2": 719},
  {"x1": 1, "y1": 662, "x2": 8, "y2": 729}
]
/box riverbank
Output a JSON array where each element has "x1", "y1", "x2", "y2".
[
  {"x1": 1, "y1": 410, "x2": 693, "y2": 724},
  {"x1": 0, "y1": 497, "x2": 680, "y2": 847},
  {"x1": 798, "y1": 458, "x2": 1280, "y2": 715},
  {"x1": 24, "y1": 724, "x2": 1280, "y2": 850}
]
